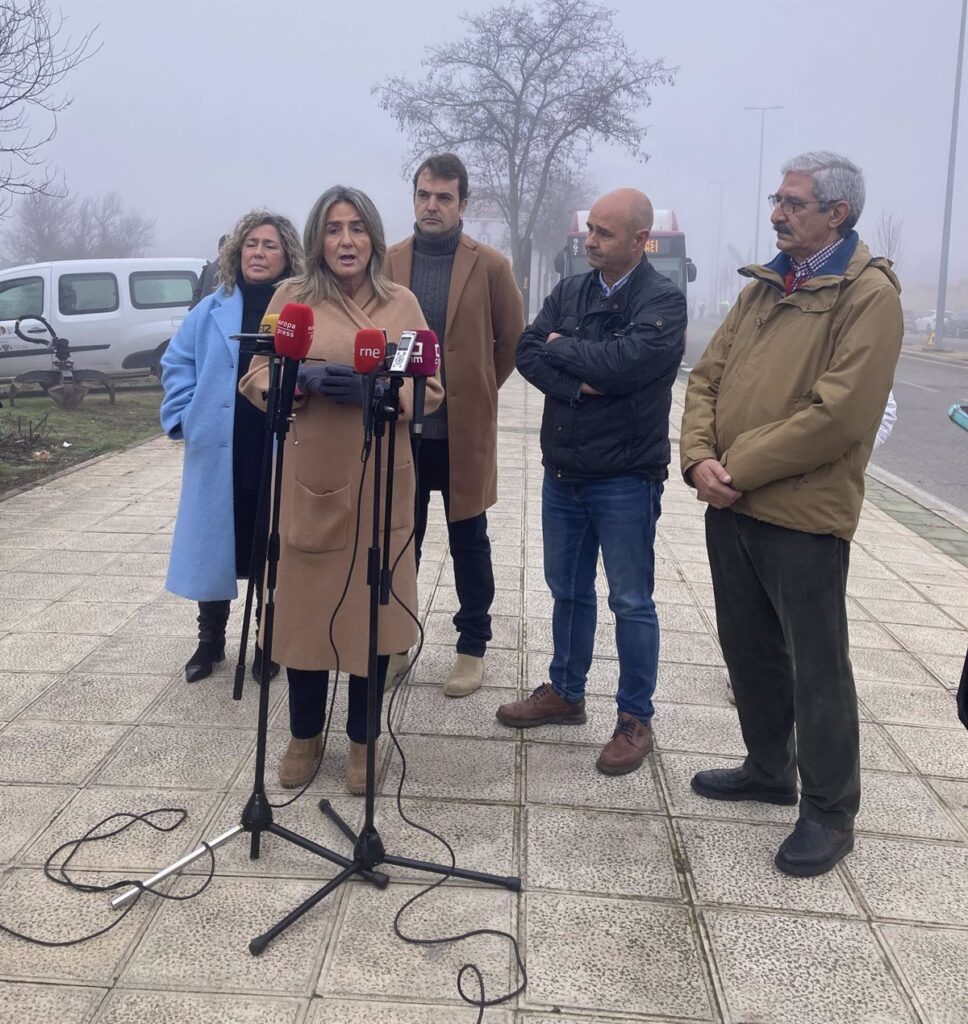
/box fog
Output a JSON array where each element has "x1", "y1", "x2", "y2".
[{"x1": 31, "y1": 0, "x2": 968, "y2": 307}]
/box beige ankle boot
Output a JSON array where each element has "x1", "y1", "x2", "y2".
[
  {"x1": 387, "y1": 650, "x2": 412, "y2": 689},
  {"x1": 278, "y1": 734, "x2": 322, "y2": 788},
  {"x1": 443, "y1": 653, "x2": 484, "y2": 697},
  {"x1": 345, "y1": 739, "x2": 374, "y2": 795}
]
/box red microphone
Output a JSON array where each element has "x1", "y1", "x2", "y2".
[
  {"x1": 273, "y1": 303, "x2": 314, "y2": 428},
  {"x1": 275, "y1": 303, "x2": 315, "y2": 360},
  {"x1": 410, "y1": 329, "x2": 440, "y2": 438},
  {"x1": 354, "y1": 328, "x2": 387, "y2": 436},
  {"x1": 353, "y1": 328, "x2": 386, "y2": 373}
]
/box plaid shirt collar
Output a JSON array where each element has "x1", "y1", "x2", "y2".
[
  {"x1": 599, "y1": 258, "x2": 642, "y2": 298},
  {"x1": 790, "y1": 236, "x2": 845, "y2": 287}
]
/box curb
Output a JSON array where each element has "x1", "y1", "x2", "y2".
[{"x1": 865, "y1": 463, "x2": 968, "y2": 534}]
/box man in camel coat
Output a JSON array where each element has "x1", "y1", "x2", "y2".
[{"x1": 387, "y1": 153, "x2": 524, "y2": 697}]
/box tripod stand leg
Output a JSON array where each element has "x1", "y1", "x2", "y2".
[
  {"x1": 381, "y1": 853, "x2": 521, "y2": 890},
  {"x1": 249, "y1": 860, "x2": 361, "y2": 955},
  {"x1": 267, "y1": 822, "x2": 389, "y2": 888},
  {"x1": 318, "y1": 799, "x2": 358, "y2": 845}
]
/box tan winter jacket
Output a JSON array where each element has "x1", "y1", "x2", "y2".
[{"x1": 680, "y1": 237, "x2": 903, "y2": 541}]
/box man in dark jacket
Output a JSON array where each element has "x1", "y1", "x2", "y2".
[{"x1": 497, "y1": 188, "x2": 686, "y2": 776}]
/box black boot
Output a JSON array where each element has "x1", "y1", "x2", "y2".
[
  {"x1": 251, "y1": 590, "x2": 280, "y2": 682},
  {"x1": 185, "y1": 600, "x2": 230, "y2": 683}
]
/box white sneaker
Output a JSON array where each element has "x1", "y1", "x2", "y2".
[{"x1": 443, "y1": 653, "x2": 484, "y2": 697}]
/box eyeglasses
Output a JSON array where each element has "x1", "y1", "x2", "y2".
[{"x1": 767, "y1": 194, "x2": 833, "y2": 216}]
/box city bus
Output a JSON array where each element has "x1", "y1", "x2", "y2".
[{"x1": 556, "y1": 209, "x2": 696, "y2": 295}]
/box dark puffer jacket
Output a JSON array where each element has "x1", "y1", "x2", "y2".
[{"x1": 516, "y1": 258, "x2": 686, "y2": 482}]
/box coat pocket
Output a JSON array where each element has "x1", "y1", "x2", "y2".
[{"x1": 288, "y1": 480, "x2": 350, "y2": 553}]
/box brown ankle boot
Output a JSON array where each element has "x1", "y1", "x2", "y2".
[
  {"x1": 278, "y1": 734, "x2": 322, "y2": 788},
  {"x1": 345, "y1": 740, "x2": 374, "y2": 795}
]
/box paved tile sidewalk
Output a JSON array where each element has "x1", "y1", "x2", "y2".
[{"x1": 1, "y1": 376, "x2": 967, "y2": 1023}]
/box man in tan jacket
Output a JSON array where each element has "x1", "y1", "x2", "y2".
[
  {"x1": 387, "y1": 154, "x2": 523, "y2": 696},
  {"x1": 680, "y1": 151, "x2": 902, "y2": 877}
]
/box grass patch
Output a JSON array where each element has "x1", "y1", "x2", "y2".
[{"x1": 0, "y1": 385, "x2": 164, "y2": 494}]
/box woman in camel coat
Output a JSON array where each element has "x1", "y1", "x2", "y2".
[{"x1": 240, "y1": 185, "x2": 442, "y2": 793}]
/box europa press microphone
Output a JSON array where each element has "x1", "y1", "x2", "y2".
[{"x1": 273, "y1": 303, "x2": 315, "y2": 425}]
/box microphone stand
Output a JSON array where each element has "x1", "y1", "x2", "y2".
[
  {"x1": 242, "y1": 375, "x2": 520, "y2": 955},
  {"x1": 110, "y1": 347, "x2": 391, "y2": 923}
]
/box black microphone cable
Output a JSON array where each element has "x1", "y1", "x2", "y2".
[
  {"x1": 0, "y1": 411, "x2": 376, "y2": 947},
  {"x1": 0, "y1": 809, "x2": 218, "y2": 948},
  {"x1": 383, "y1": 438, "x2": 527, "y2": 1023}
]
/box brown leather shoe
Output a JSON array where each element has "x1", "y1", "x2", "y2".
[
  {"x1": 496, "y1": 683, "x2": 586, "y2": 728},
  {"x1": 278, "y1": 734, "x2": 322, "y2": 788},
  {"x1": 596, "y1": 713, "x2": 653, "y2": 775}
]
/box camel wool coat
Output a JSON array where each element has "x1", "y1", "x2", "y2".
[
  {"x1": 386, "y1": 232, "x2": 523, "y2": 522},
  {"x1": 239, "y1": 280, "x2": 442, "y2": 676}
]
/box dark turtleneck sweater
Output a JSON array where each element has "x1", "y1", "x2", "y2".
[
  {"x1": 411, "y1": 222, "x2": 462, "y2": 440},
  {"x1": 234, "y1": 274, "x2": 279, "y2": 492}
]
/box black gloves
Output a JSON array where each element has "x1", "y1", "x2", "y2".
[{"x1": 296, "y1": 363, "x2": 382, "y2": 406}]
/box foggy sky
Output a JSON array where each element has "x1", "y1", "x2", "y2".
[{"x1": 28, "y1": 0, "x2": 968, "y2": 301}]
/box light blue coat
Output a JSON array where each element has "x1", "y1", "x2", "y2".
[{"x1": 160, "y1": 286, "x2": 246, "y2": 601}]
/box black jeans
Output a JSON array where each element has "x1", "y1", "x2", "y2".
[
  {"x1": 413, "y1": 438, "x2": 494, "y2": 657},
  {"x1": 705, "y1": 507, "x2": 860, "y2": 830},
  {"x1": 287, "y1": 656, "x2": 389, "y2": 744}
]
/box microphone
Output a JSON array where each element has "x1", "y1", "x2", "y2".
[
  {"x1": 409, "y1": 329, "x2": 440, "y2": 439},
  {"x1": 274, "y1": 303, "x2": 314, "y2": 429},
  {"x1": 275, "y1": 303, "x2": 314, "y2": 360},
  {"x1": 354, "y1": 328, "x2": 387, "y2": 436},
  {"x1": 353, "y1": 328, "x2": 387, "y2": 373},
  {"x1": 231, "y1": 312, "x2": 281, "y2": 356}
]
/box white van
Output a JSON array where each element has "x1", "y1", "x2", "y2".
[{"x1": 0, "y1": 257, "x2": 206, "y2": 381}]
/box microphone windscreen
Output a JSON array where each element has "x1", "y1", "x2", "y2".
[
  {"x1": 354, "y1": 328, "x2": 386, "y2": 373},
  {"x1": 275, "y1": 303, "x2": 315, "y2": 360},
  {"x1": 411, "y1": 329, "x2": 440, "y2": 376},
  {"x1": 259, "y1": 312, "x2": 280, "y2": 336}
]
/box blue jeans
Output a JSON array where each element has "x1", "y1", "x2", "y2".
[{"x1": 542, "y1": 471, "x2": 663, "y2": 723}]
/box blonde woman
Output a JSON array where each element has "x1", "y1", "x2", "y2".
[{"x1": 241, "y1": 186, "x2": 443, "y2": 793}]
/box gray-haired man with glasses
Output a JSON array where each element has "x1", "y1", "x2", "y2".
[{"x1": 679, "y1": 151, "x2": 903, "y2": 878}]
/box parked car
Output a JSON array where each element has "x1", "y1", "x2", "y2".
[
  {"x1": 902, "y1": 308, "x2": 919, "y2": 333},
  {"x1": 914, "y1": 310, "x2": 951, "y2": 334},
  {"x1": 0, "y1": 258, "x2": 206, "y2": 382}
]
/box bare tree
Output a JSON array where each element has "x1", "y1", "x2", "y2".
[
  {"x1": 5, "y1": 190, "x2": 154, "y2": 262},
  {"x1": 873, "y1": 210, "x2": 903, "y2": 268},
  {"x1": 0, "y1": 1, "x2": 98, "y2": 214},
  {"x1": 375, "y1": 0, "x2": 675, "y2": 282},
  {"x1": 76, "y1": 192, "x2": 155, "y2": 258}
]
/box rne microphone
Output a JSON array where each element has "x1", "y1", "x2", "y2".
[
  {"x1": 259, "y1": 312, "x2": 280, "y2": 337},
  {"x1": 354, "y1": 328, "x2": 387, "y2": 436},
  {"x1": 353, "y1": 328, "x2": 387, "y2": 373},
  {"x1": 409, "y1": 329, "x2": 440, "y2": 439}
]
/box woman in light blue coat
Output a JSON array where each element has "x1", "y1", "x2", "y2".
[{"x1": 161, "y1": 210, "x2": 303, "y2": 682}]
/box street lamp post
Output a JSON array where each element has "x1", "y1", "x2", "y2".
[
  {"x1": 934, "y1": 0, "x2": 966, "y2": 352},
  {"x1": 744, "y1": 105, "x2": 784, "y2": 262},
  {"x1": 711, "y1": 179, "x2": 731, "y2": 312}
]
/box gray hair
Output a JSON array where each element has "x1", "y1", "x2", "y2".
[
  {"x1": 287, "y1": 185, "x2": 393, "y2": 307},
  {"x1": 781, "y1": 151, "x2": 865, "y2": 236},
  {"x1": 218, "y1": 210, "x2": 303, "y2": 294}
]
